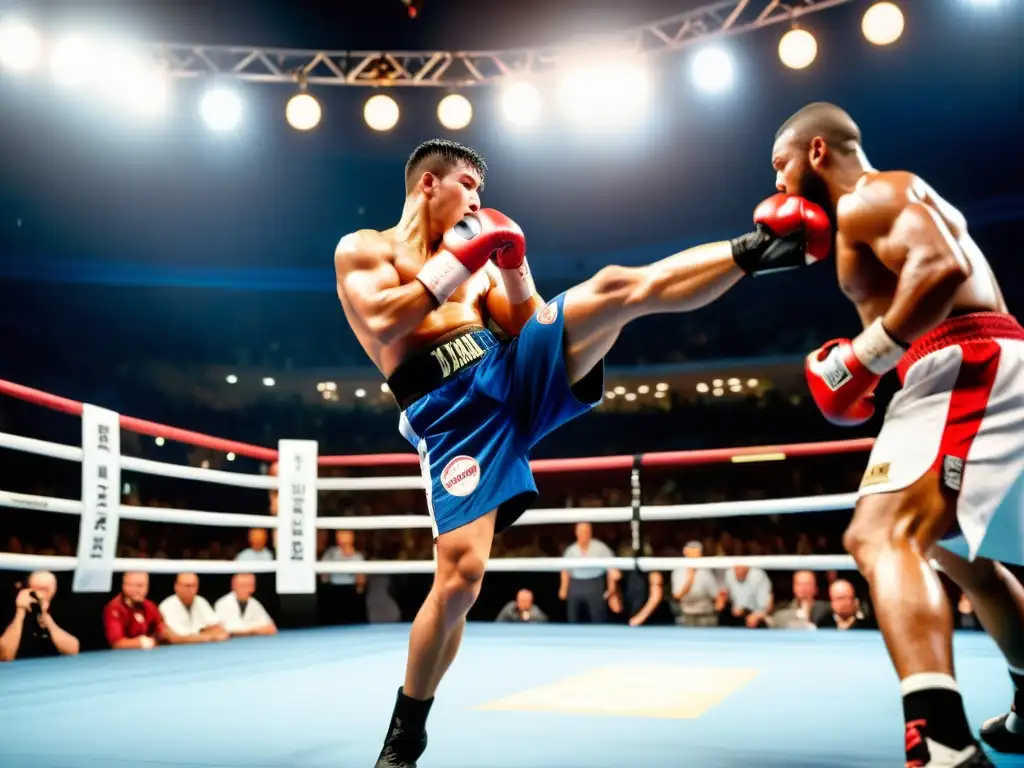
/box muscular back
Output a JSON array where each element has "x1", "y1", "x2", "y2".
[
  {"x1": 835, "y1": 171, "x2": 1006, "y2": 331},
  {"x1": 335, "y1": 228, "x2": 492, "y2": 376}
]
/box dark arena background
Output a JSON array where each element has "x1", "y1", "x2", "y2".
[{"x1": 0, "y1": 1, "x2": 1022, "y2": 766}]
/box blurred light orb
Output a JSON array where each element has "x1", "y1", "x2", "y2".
[
  {"x1": 364, "y1": 94, "x2": 399, "y2": 131},
  {"x1": 779, "y1": 29, "x2": 818, "y2": 70},
  {"x1": 437, "y1": 93, "x2": 472, "y2": 130},
  {"x1": 862, "y1": 2, "x2": 905, "y2": 46},
  {"x1": 287, "y1": 92, "x2": 322, "y2": 131}
]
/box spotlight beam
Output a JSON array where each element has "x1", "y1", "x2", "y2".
[{"x1": 112, "y1": 0, "x2": 858, "y2": 88}]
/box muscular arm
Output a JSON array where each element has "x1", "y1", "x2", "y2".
[
  {"x1": 335, "y1": 232, "x2": 437, "y2": 345},
  {"x1": 841, "y1": 176, "x2": 969, "y2": 342},
  {"x1": 0, "y1": 610, "x2": 25, "y2": 661}
]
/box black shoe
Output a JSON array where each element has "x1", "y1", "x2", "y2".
[
  {"x1": 905, "y1": 720, "x2": 993, "y2": 767},
  {"x1": 980, "y1": 711, "x2": 1024, "y2": 754},
  {"x1": 373, "y1": 719, "x2": 427, "y2": 768},
  {"x1": 374, "y1": 688, "x2": 432, "y2": 768}
]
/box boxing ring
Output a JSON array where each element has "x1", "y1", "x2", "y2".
[{"x1": 0, "y1": 379, "x2": 1019, "y2": 768}]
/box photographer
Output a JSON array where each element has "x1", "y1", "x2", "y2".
[{"x1": 0, "y1": 571, "x2": 80, "y2": 661}]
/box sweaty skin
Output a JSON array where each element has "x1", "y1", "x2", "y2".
[{"x1": 834, "y1": 171, "x2": 1006, "y2": 337}]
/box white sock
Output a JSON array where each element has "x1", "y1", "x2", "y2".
[{"x1": 900, "y1": 672, "x2": 959, "y2": 695}]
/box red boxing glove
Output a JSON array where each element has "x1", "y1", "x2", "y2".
[
  {"x1": 805, "y1": 318, "x2": 907, "y2": 426},
  {"x1": 731, "y1": 193, "x2": 832, "y2": 276},
  {"x1": 489, "y1": 215, "x2": 535, "y2": 305},
  {"x1": 417, "y1": 209, "x2": 526, "y2": 305},
  {"x1": 753, "y1": 193, "x2": 831, "y2": 264}
]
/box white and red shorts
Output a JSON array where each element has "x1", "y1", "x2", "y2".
[{"x1": 857, "y1": 312, "x2": 1024, "y2": 564}]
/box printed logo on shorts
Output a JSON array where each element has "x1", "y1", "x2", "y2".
[
  {"x1": 441, "y1": 455, "x2": 480, "y2": 497},
  {"x1": 942, "y1": 455, "x2": 964, "y2": 493},
  {"x1": 860, "y1": 462, "x2": 890, "y2": 488},
  {"x1": 537, "y1": 302, "x2": 558, "y2": 325}
]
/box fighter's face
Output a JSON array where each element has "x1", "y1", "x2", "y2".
[
  {"x1": 425, "y1": 163, "x2": 482, "y2": 234},
  {"x1": 771, "y1": 131, "x2": 834, "y2": 217}
]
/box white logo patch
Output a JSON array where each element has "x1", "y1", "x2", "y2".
[{"x1": 441, "y1": 455, "x2": 481, "y2": 497}]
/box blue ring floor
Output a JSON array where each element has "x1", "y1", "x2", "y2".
[{"x1": 1, "y1": 624, "x2": 1022, "y2": 767}]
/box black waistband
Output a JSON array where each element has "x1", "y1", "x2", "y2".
[{"x1": 387, "y1": 327, "x2": 498, "y2": 409}]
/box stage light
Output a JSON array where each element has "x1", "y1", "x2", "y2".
[
  {"x1": 120, "y1": 67, "x2": 169, "y2": 116},
  {"x1": 286, "y1": 92, "x2": 322, "y2": 131},
  {"x1": 691, "y1": 47, "x2": 734, "y2": 93},
  {"x1": 696, "y1": 383, "x2": 710, "y2": 393},
  {"x1": 0, "y1": 16, "x2": 41, "y2": 72},
  {"x1": 863, "y1": 2, "x2": 904, "y2": 46},
  {"x1": 655, "y1": 391, "x2": 666, "y2": 399},
  {"x1": 50, "y1": 35, "x2": 101, "y2": 87},
  {"x1": 226, "y1": 453, "x2": 236, "y2": 462},
  {"x1": 747, "y1": 378, "x2": 759, "y2": 388},
  {"x1": 262, "y1": 377, "x2": 275, "y2": 387},
  {"x1": 355, "y1": 388, "x2": 366, "y2": 398},
  {"x1": 779, "y1": 28, "x2": 818, "y2": 70},
  {"x1": 614, "y1": 385, "x2": 626, "y2": 395},
  {"x1": 713, "y1": 388, "x2": 725, "y2": 397},
  {"x1": 226, "y1": 374, "x2": 238, "y2": 384},
  {"x1": 730, "y1": 384, "x2": 743, "y2": 393},
  {"x1": 605, "y1": 391, "x2": 616, "y2": 399},
  {"x1": 438, "y1": 93, "x2": 472, "y2": 130},
  {"x1": 559, "y1": 54, "x2": 650, "y2": 129},
  {"x1": 727, "y1": 378, "x2": 740, "y2": 386},
  {"x1": 155, "y1": 437, "x2": 165, "y2": 446},
  {"x1": 656, "y1": 382, "x2": 669, "y2": 391},
  {"x1": 625, "y1": 392, "x2": 637, "y2": 402},
  {"x1": 637, "y1": 385, "x2": 650, "y2": 394},
  {"x1": 713, "y1": 379, "x2": 724, "y2": 387},
  {"x1": 380, "y1": 382, "x2": 390, "y2": 393},
  {"x1": 365, "y1": 94, "x2": 399, "y2": 131},
  {"x1": 500, "y1": 81, "x2": 542, "y2": 127},
  {"x1": 201, "y1": 87, "x2": 243, "y2": 132}
]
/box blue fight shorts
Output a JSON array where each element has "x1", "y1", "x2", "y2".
[{"x1": 388, "y1": 292, "x2": 604, "y2": 536}]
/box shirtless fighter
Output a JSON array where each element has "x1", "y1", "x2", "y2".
[
  {"x1": 334, "y1": 138, "x2": 830, "y2": 767},
  {"x1": 776, "y1": 103, "x2": 1024, "y2": 767}
]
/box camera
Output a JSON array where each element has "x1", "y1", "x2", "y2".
[{"x1": 27, "y1": 590, "x2": 41, "y2": 618}]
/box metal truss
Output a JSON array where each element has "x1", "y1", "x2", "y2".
[{"x1": 155, "y1": 0, "x2": 857, "y2": 87}]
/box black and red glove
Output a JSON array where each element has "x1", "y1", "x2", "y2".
[{"x1": 730, "y1": 193, "x2": 832, "y2": 276}]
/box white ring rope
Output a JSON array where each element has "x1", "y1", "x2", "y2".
[
  {"x1": 0, "y1": 552, "x2": 855, "y2": 575},
  {"x1": 0, "y1": 399, "x2": 867, "y2": 591}
]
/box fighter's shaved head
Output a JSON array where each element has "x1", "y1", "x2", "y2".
[{"x1": 775, "y1": 102, "x2": 861, "y2": 155}]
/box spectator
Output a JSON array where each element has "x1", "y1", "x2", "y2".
[
  {"x1": 103, "y1": 571, "x2": 165, "y2": 650},
  {"x1": 158, "y1": 573, "x2": 229, "y2": 643},
  {"x1": 319, "y1": 530, "x2": 367, "y2": 624},
  {"x1": 559, "y1": 522, "x2": 617, "y2": 623},
  {"x1": 0, "y1": 571, "x2": 79, "y2": 661},
  {"x1": 722, "y1": 564, "x2": 773, "y2": 628},
  {"x1": 496, "y1": 589, "x2": 548, "y2": 623},
  {"x1": 626, "y1": 571, "x2": 674, "y2": 627},
  {"x1": 214, "y1": 574, "x2": 277, "y2": 637},
  {"x1": 236, "y1": 528, "x2": 274, "y2": 562},
  {"x1": 816, "y1": 579, "x2": 872, "y2": 630},
  {"x1": 769, "y1": 570, "x2": 830, "y2": 629},
  {"x1": 670, "y1": 541, "x2": 721, "y2": 628}
]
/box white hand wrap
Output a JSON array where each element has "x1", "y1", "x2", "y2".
[
  {"x1": 851, "y1": 317, "x2": 907, "y2": 375},
  {"x1": 499, "y1": 257, "x2": 535, "y2": 305},
  {"x1": 416, "y1": 252, "x2": 472, "y2": 306}
]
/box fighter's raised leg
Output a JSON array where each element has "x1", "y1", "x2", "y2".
[{"x1": 559, "y1": 195, "x2": 831, "y2": 383}]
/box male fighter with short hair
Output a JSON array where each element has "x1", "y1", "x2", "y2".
[
  {"x1": 780, "y1": 102, "x2": 1024, "y2": 767},
  {"x1": 334, "y1": 138, "x2": 831, "y2": 767}
]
